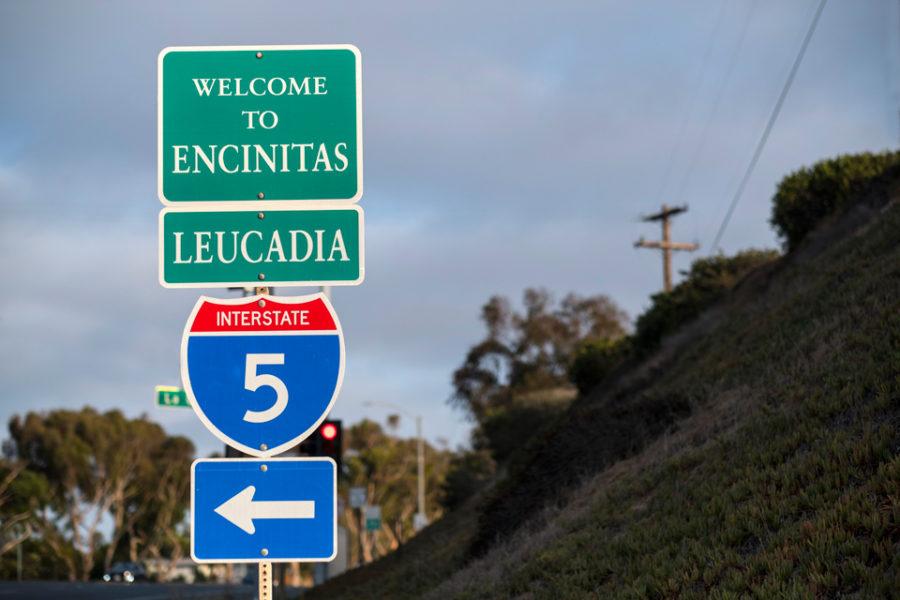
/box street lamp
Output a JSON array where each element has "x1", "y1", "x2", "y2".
[{"x1": 362, "y1": 401, "x2": 429, "y2": 531}]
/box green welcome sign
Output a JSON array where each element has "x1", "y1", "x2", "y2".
[
  {"x1": 158, "y1": 45, "x2": 362, "y2": 204},
  {"x1": 158, "y1": 205, "x2": 364, "y2": 288}
]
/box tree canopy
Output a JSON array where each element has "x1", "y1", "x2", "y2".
[
  {"x1": 451, "y1": 288, "x2": 628, "y2": 422},
  {"x1": 4, "y1": 408, "x2": 194, "y2": 581},
  {"x1": 342, "y1": 419, "x2": 452, "y2": 564}
]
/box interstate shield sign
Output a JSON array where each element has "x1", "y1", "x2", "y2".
[{"x1": 181, "y1": 293, "x2": 344, "y2": 457}]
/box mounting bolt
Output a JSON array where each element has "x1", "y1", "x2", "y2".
[
  {"x1": 258, "y1": 273, "x2": 266, "y2": 281},
  {"x1": 256, "y1": 52, "x2": 263, "y2": 59},
  {"x1": 261, "y1": 548, "x2": 269, "y2": 556},
  {"x1": 260, "y1": 464, "x2": 268, "y2": 472},
  {"x1": 258, "y1": 192, "x2": 265, "y2": 199},
  {"x1": 258, "y1": 212, "x2": 265, "y2": 220},
  {"x1": 259, "y1": 443, "x2": 268, "y2": 451},
  {"x1": 258, "y1": 299, "x2": 266, "y2": 308}
]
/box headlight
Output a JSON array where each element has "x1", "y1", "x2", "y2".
[
  {"x1": 124, "y1": 571, "x2": 134, "y2": 583},
  {"x1": 102, "y1": 574, "x2": 111, "y2": 582}
]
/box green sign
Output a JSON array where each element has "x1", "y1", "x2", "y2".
[
  {"x1": 365, "y1": 506, "x2": 381, "y2": 532},
  {"x1": 158, "y1": 45, "x2": 362, "y2": 204},
  {"x1": 158, "y1": 205, "x2": 364, "y2": 288},
  {"x1": 156, "y1": 386, "x2": 189, "y2": 408}
]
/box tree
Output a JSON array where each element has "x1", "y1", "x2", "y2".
[
  {"x1": 109, "y1": 432, "x2": 193, "y2": 578},
  {"x1": 342, "y1": 420, "x2": 452, "y2": 564},
  {"x1": 448, "y1": 288, "x2": 628, "y2": 477},
  {"x1": 451, "y1": 289, "x2": 628, "y2": 421},
  {"x1": 0, "y1": 460, "x2": 50, "y2": 556},
  {"x1": 6, "y1": 408, "x2": 194, "y2": 580}
]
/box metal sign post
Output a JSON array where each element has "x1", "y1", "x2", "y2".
[{"x1": 259, "y1": 561, "x2": 272, "y2": 600}]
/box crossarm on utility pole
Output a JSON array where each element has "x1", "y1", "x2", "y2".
[
  {"x1": 634, "y1": 240, "x2": 700, "y2": 251},
  {"x1": 633, "y1": 203, "x2": 699, "y2": 292}
]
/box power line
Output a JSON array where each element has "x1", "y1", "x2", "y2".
[
  {"x1": 674, "y1": 0, "x2": 759, "y2": 204},
  {"x1": 653, "y1": 0, "x2": 730, "y2": 205},
  {"x1": 709, "y1": 0, "x2": 829, "y2": 253}
]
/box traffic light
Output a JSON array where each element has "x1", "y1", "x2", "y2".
[
  {"x1": 319, "y1": 420, "x2": 342, "y2": 476},
  {"x1": 298, "y1": 420, "x2": 343, "y2": 477}
]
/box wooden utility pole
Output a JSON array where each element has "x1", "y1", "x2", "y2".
[{"x1": 634, "y1": 204, "x2": 699, "y2": 292}]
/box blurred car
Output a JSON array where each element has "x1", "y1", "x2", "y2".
[{"x1": 101, "y1": 561, "x2": 147, "y2": 583}]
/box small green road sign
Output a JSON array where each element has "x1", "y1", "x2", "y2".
[
  {"x1": 158, "y1": 45, "x2": 362, "y2": 204},
  {"x1": 365, "y1": 505, "x2": 381, "y2": 531},
  {"x1": 159, "y1": 205, "x2": 364, "y2": 288},
  {"x1": 156, "y1": 386, "x2": 189, "y2": 408}
]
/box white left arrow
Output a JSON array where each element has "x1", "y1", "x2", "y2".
[{"x1": 214, "y1": 485, "x2": 315, "y2": 534}]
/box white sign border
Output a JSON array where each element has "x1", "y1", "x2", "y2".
[
  {"x1": 158, "y1": 203, "x2": 365, "y2": 288},
  {"x1": 180, "y1": 292, "x2": 346, "y2": 458},
  {"x1": 157, "y1": 43, "x2": 363, "y2": 206},
  {"x1": 190, "y1": 456, "x2": 338, "y2": 564}
]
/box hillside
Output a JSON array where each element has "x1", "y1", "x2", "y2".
[{"x1": 308, "y1": 161, "x2": 900, "y2": 598}]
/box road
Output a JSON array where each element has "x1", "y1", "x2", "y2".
[{"x1": 0, "y1": 582, "x2": 304, "y2": 599}]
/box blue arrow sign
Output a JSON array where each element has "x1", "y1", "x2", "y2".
[
  {"x1": 191, "y1": 457, "x2": 336, "y2": 563},
  {"x1": 181, "y1": 293, "x2": 345, "y2": 457}
]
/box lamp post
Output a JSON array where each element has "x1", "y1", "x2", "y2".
[{"x1": 362, "y1": 401, "x2": 428, "y2": 531}]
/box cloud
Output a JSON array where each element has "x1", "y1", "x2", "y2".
[{"x1": 0, "y1": 0, "x2": 895, "y2": 453}]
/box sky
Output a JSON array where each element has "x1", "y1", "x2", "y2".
[{"x1": 0, "y1": 0, "x2": 897, "y2": 457}]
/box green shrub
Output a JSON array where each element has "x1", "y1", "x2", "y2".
[
  {"x1": 478, "y1": 393, "x2": 571, "y2": 464},
  {"x1": 633, "y1": 250, "x2": 778, "y2": 355},
  {"x1": 440, "y1": 449, "x2": 495, "y2": 511},
  {"x1": 770, "y1": 150, "x2": 900, "y2": 250},
  {"x1": 568, "y1": 338, "x2": 630, "y2": 395}
]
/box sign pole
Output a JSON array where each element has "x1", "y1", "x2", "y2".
[
  {"x1": 358, "y1": 507, "x2": 366, "y2": 565},
  {"x1": 259, "y1": 561, "x2": 272, "y2": 600},
  {"x1": 416, "y1": 415, "x2": 427, "y2": 530}
]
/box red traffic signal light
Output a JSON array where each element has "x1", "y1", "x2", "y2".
[
  {"x1": 320, "y1": 422, "x2": 338, "y2": 441},
  {"x1": 297, "y1": 420, "x2": 343, "y2": 478}
]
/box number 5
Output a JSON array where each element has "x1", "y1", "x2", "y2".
[{"x1": 243, "y1": 353, "x2": 288, "y2": 423}]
